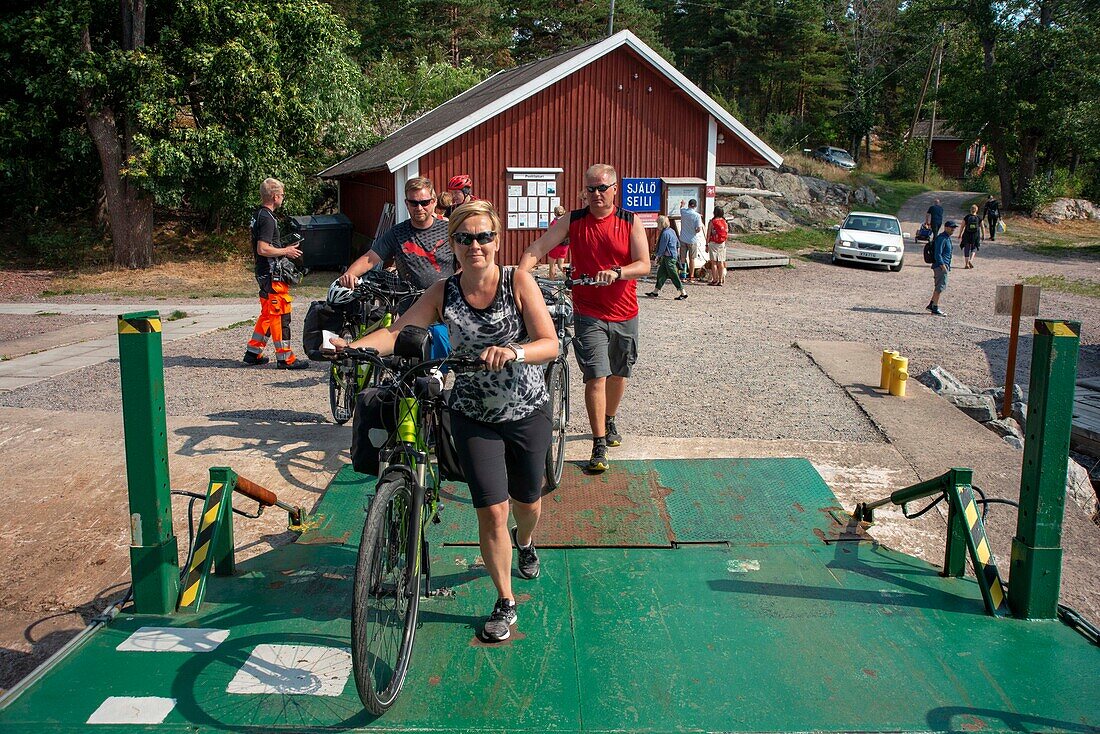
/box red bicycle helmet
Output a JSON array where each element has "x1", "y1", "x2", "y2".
[{"x1": 446, "y1": 174, "x2": 472, "y2": 191}]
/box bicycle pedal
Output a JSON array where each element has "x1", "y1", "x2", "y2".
[{"x1": 432, "y1": 514, "x2": 442, "y2": 524}]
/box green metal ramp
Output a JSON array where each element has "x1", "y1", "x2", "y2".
[{"x1": 1, "y1": 459, "x2": 1097, "y2": 733}]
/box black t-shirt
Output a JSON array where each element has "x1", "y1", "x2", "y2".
[
  {"x1": 370, "y1": 218, "x2": 456, "y2": 290},
  {"x1": 251, "y1": 206, "x2": 280, "y2": 281},
  {"x1": 983, "y1": 199, "x2": 1000, "y2": 218},
  {"x1": 927, "y1": 204, "x2": 944, "y2": 226}
]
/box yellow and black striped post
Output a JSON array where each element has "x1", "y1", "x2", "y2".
[
  {"x1": 178, "y1": 467, "x2": 237, "y2": 613},
  {"x1": 946, "y1": 475, "x2": 1007, "y2": 617},
  {"x1": 118, "y1": 310, "x2": 179, "y2": 614}
]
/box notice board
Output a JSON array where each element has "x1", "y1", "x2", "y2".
[{"x1": 505, "y1": 168, "x2": 563, "y2": 230}]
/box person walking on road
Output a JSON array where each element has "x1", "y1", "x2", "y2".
[
  {"x1": 924, "y1": 198, "x2": 945, "y2": 239},
  {"x1": 982, "y1": 194, "x2": 1001, "y2": 241},
  {"x1": 927, "y1": 220, "x2": 956, "y2": 317},
  {"x1": 519, "y1": 163, "x2": 650, "y2": 473},
  {"x1": 646, "y1": 215, "x2": 687, "y2": 300},
  {"x1": 244, "y1": 177, "x2": 309, "y2": 369},
  {"x1": 960, "y1": 204, "x2": 983, "y2": 268}
]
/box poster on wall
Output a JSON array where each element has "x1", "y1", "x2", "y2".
[
  {"x1": 665, "y1": 184, "x2": 704, "y2": 216},
  {"x1": 505, "y1": 168, "x2": 564, "y2": 230}
]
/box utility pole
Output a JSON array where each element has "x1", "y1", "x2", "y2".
[
  {"x1": 923, "y1": 23, "x2": 946, "y2": 184},
  {"x1": 907, "y1": 42, "x2": 938, "y2": 141},
  {"x1": 608, "y1": 0, "x2": 616, "y2": 36}
]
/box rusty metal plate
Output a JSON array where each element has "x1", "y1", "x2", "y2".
[
  {"x1": 436, "y1": 461, "x2": 674, "y2": 547},
  {"x1": 657, "y1": 458, "x2": 840, "y2": 545}
]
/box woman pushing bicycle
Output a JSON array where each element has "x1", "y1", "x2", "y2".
[{"x1": 331, "y1": 200, "x2": 559, "y2": 643}]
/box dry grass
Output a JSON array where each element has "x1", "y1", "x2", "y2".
[
  {"x1": 1002, "y1": 215, "x2": 1100, "y2": 258},
  {"x1": 783, "y1": 152, "x2": 858, "y2": 183},
  {"x1": 41, "y1": 259, "x2": 335, "y2": 299}
]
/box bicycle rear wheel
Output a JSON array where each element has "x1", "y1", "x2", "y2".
[
  {"x1": 352, "y1": 474, "x2": 422, "y2": 714},
  {"x1": 544, "y1": 360, "x2": 568, "y2": 491}
]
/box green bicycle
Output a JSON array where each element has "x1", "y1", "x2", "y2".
[
  {"x1": 343, "y1": 331, "x2": 482, "y2": 715},
  {"x1": 326, "y1": 272, "x2": 422, "y2": 424}
]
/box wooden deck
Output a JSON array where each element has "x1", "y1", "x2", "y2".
[{"x1": 1072, "y1": 377, "x2": 1100, "y2": 456}]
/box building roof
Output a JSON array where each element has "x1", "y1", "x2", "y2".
[
  {"x1": 320, "y1": 30, "x2": 782, "y2": 178},
  {"x1": 911, "y1": 119, "x2": 965, "y2": 141}
]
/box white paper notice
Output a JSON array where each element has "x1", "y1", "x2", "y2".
[
  {"x1": 508, "y1": 197, "x2": 518, "y2": 212},
  {"x1": 538, "y1": 215, "x2": 550, "y2": 228},
  {"x1": 518, "y1": 213, "x2": 529, "y2": 228},
  {"x1": 539, "y1": 197, "x2": 550, "y2": 213},
  {"x1": 527, "y1": 182, "x2": 538, "y2": 197},
  {"x1": 507, "y1": 213, "x2": 519, "y2": 229},
  {"x1": 546, "y1": 181, "x2": 557, "y2": 196},
  {"x1": 537, "y1": 181, "x2": 548, "y2": 196},
  {"x1": 508, "y1": 185, "x2": 523, "y2": 198},
  {"x1": 551, "y1": 197, "x2": 561, "y2": 210}
]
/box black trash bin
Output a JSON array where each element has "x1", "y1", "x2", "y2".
[{"x1": 290, "y1": 214, "x2": 353, "y2": 271}]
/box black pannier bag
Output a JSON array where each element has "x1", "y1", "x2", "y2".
[
  {"x1": 302, "y1": 300, "x2": 343, "y2": 360},
  {"x1": 350, "y1": 386, "x2": 466, "y2": 482}
]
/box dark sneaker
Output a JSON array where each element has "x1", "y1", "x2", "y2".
[
  {"x1": 931, "y1": 307, "x2": 947, "y2": 317},
  {"x1": 925, "y1": 302, "x2": 935, "y2": 312},
  {"x1": 605, "y1": 417, "x2": 622, "y2": 447},
  {"x1": 243, "y1": 353, "x2": 269, "y2": 366},
  {"x1": 278, "y1": 359, "x2": 311, "y2": 370},
  {"x1": 511, "y1": 527, "x2": 540, "y2": 579},
  {"x1": 481, "y1": 598, "x2": 517, "y2": 642},
  {"x1": 645, "y1": 291, "x2": 659, "y2": 298},
  {"x1": 675, "y1": 293, "x2": 688, "y2": 301},
  {"x1": 588, "y1": 441, "x2": 609, "y2": 472}
]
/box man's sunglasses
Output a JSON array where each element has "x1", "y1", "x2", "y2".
[
  {"x1": 405, "y1": 198, "x2": 435, "y2": 208},
  {"x1": 586, "y1": 183, "x2": 616, "y2": 193},
  {"x1": 452, "y1": 231, "x2": 497, "y2": 246}
]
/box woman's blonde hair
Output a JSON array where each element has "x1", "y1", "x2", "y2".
[
  {"x1": 657, "y1": 214, "x2": 670, "y2": 229},
  {"x1": 447, "y1": 200, "x2": 501, "y2": 241},
  {"x1": 970, "y1": 204, "x2": 979, "y2": 213}
]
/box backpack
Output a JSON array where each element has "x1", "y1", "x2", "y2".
[{"x1": 923, "y1": 239, "x2": 935, "y2": 264}]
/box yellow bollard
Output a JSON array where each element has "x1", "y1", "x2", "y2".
[
  {"x1": 880, "y1": 350, "x2": 899, "y2": 389},
  {"x1": 889, "y1": 355, "x2": 909, "y2": 397}
]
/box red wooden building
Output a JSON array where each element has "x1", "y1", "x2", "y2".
[
  {"x1": 319, "y1": 30, "x2": 783, "y2": 265},
  {"x1": 911, "y1": 120, "x2": 986, "y2": 179}
]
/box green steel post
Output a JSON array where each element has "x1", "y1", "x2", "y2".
[
  {"x1": 1008, "y1": 319, "x2": 1081, "y2": 619},
  {"x1": 213, "y1": 470, "x2": 237, "y2": 577},
  {"x1": 118, "y1": 311, "x2": 179, "y2": 614},
  {"x1": 942, "y1": 468, "x2": 970, "y2": 578}
]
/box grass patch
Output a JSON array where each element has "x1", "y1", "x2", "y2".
[
  {"x1": 166, "y1": 310, "x2": 189, "y2": 321},
  {"x1": 861, "y1": 178, "x2": 933, "y2": 215},
  {"x1": 1002, "y1": 216, "x2": 1100, "y2": 258},
  {"x1": 740, "y1": 226, "x2": 834, "y2": 254},
  {"x1": 1022, "y1": 274, "x2": 1100, "y2": 299},
  {"x1": 219, "y1": 320, "x2": 254, "y2": 331}
]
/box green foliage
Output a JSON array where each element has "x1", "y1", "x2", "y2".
[
  {"x1": 361, "y1": 53, "x2": 490, "y2": 138},
  {"x1": 23, "y1": 223, "x2": 105, "y2": 269},
  {"x1": 862, "y1": 178, "x2": 932, "y2": 216},
  {"x1": 889, "y1": 140, "x2": 926, "y2": 181},
  {"x1": 741, "y1": 226, "x2": 834, "y2": 253},
  {"x1": 1017, "y1": 168, "x2": 1087, "y2": 212}
]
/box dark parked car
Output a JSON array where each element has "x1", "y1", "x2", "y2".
[{"x1": 808, "y1": 146, "x2": 857, "y2": 170}]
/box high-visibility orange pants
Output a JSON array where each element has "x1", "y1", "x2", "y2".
[{"x1": 246, "y1": 280, "x2": 299, "y2": 365}]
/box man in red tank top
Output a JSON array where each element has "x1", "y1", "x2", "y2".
[{"x1": 520, "y1": 164, "x2": 650, "y2": 473}]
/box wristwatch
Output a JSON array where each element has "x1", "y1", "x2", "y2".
[
  {"x1": 508, "y1": 343, "x2": 526, "y2": 363},
  {"x1": 612, "y1": 266, "x2": 622, "y2": 280}
]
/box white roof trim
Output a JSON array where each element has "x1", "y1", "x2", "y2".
[
  {"x1": 385, "y1": 30, "x2": 782, "y2": 172},
  {"x1": 506, "y1": 167, "x2": 564, "y2": 173}
]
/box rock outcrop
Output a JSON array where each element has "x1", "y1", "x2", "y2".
[{"x1": 1035, "y1": 197, "x2": 1099, "y2": 224}]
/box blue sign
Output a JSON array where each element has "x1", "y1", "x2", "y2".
[{"x1": 621, "y1": 178, "x2": 661, "y2": 212}]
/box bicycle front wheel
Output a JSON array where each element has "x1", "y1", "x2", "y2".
[
  {"x1": 352, "y1": 474, "x2": 422, "y2": 714},
  {"x1": 544, "y1": 360, "x2": 568, "y2": 491}
]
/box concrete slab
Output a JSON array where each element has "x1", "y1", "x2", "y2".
[
  {"x1": 0, "y1": 321, "x2": 117, "y2": 360},
  {"x1": 725, "y1": 246, "x2": 790, "y2": 268},
  {"x1": 797, "y1": 339, "x2": 1100, "y2": 621}
]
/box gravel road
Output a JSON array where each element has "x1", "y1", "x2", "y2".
[{"x1": 1, "y1": 191, "x2": 1097, "y2": 444}]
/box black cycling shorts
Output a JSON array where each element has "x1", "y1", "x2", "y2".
[{"x1": 450, "y1": 408, "x2": 551, "y2": 508}]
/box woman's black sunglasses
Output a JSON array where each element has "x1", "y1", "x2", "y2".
[
  {"x1": 586, "y1": 183, "x2": 616, "y2": 193},
  {"x1": 452, "y1": 231, "x2": 497, "y2": 246}
]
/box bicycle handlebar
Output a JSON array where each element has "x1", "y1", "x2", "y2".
[{"x1": 339, "y1": 348, "x2": 485, "y2": 375}]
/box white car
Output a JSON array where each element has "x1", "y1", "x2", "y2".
[{"x1": 831, "y1": 212, "x2": 909, "y2": 272}]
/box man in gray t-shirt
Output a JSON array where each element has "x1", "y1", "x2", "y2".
[
  {"x1": 678, "y1": 198, "x2": 702, "y2": 279},
  {"x1": 339, "y1": 176, "x2": 456, "y2": 290}
]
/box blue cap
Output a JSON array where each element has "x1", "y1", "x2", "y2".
[{"x1": 944, "y1": 220, "x2": 958, "y2": 228}]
